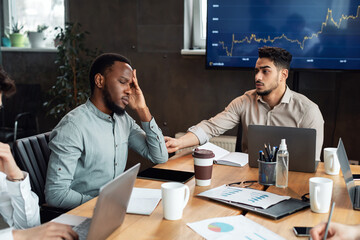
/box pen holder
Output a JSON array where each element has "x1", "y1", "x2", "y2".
[{"x1": 258, "y1": 160, "x2": 276, "y2": 186}]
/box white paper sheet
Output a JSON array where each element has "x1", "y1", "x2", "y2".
[
  {"x1": 198, "y1": 185, "x2": 290, "y2": 209},
  {"x1": 198, "y1": 142, "x2": 248, "y2": 167},
  {"x1": 187, "y1": 215, "x2": 285, "y2": 240},
  {"x1": 198, "y1": 142, "x2": 230, "y2": 159},
  {"x1": 52, "y1": 214, "x2": 88, "y2": 227},
  {"x1": 126, "y1": 187, "x2": 162, "y2": 215}
]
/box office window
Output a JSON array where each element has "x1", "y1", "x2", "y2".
[
  {"x1": 183, "y1": 0, "x2": 207, "y2": 52},
  {"x1": 193, "y1": 0, "x2": 207, "y2": 49},
  {"x1": 3, "y1": 0, "x2": 65, "y2": 48}
]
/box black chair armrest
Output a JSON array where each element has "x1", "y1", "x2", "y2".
[
  {"x1": 13, "y1": 112, "x2": 39, "y2": 142},
  {"x1": 14, "y1": 112, "x2": 32, "y2": 122}
]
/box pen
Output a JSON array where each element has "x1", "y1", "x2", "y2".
[
  {"x1": 273, "y1": 147, "x2": 278, "y2": 162},
  {"x1": 264, "y1": 143, "x2": 271, "y2": 162},
  {"x1": 323, "y1": 202, "x2": 335, "y2": 240},
  {"x1": 268, "y1": 143, "x2": 272, "y2": 153},
  {"x1": 259, "y1": 150, "x2": 263, "y2": 161}
]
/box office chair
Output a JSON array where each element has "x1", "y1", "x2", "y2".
[
  {"x1": 14, "y1": 132, "x2": 67, "y2": 223},
  {"x1": 0, "y1": 84, "x2": 41, "y2": 144}
]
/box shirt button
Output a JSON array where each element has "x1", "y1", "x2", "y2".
[{"x1": 115, "y1": 163, "x2": 118, "y2": 166}]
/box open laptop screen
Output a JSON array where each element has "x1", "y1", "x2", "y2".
[{"x1": 337, "y1": 138, "x2": 356, "y2": 206}]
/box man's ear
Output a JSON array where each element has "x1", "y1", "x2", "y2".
[
  {"x1": 280, "y1": 69, "x2": 288, "y2": 83},
  {"x1": 94, "y1": 73, "x2": 104, "y2": 89}
]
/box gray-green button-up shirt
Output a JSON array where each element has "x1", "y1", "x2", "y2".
[{"x1": 45, "y1": 100, "x2": 168, "y2": 209}]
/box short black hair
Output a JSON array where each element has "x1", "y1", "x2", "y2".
[
  {"x1": 258, "y1": 46, "x2": 292, "y2": 71},
  {"x1": 89, "y1": 53, "x2": 132, "y2": 94},
  {"x1": 0, "y1": 66, "x2": 16, "y2": 97}
]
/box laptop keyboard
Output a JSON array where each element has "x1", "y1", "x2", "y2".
[{"x1": 73, "y1": 218, "x2": 91, "y2": 240}]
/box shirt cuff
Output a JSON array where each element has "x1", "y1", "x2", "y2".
[
  {"x1": 6, "y1": 172, "x2": 31, "y2": 197},
  {"x1": 141, "y1": 117, "x2": 159, "y2": 133},
  {"x1": 187, "y1": 126, "x2": 209, "y2": 145},
  {"x1": 0, "y1": 227, "x2": 14, "y2": 240}
]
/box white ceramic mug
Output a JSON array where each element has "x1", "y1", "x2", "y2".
[
  {"x1": 161, "y1": 182, "x2": 190, "y2": 220},
  {"x1": 324, "y1": 148, "x2": 340, "y2": 175},
  {"x1": 309, "y1": 177, "x2": 333, "y2": 213}
]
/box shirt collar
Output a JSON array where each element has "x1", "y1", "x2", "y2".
[
  {"x1": 85, "y1": 99, "x2": 113, "y2": 121},
  {"x1": 280, "y1": 85, "x2": 292, "y2": 104}
]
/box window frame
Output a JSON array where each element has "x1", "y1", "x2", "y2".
[
  {"x1": 1, "y1": 0, "x2": 67, "y2": 50},
  {"x1": 182, "y1": 0, "x2": 206, "y2": 55}
]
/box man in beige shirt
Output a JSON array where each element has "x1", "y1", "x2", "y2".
[{"x1": 165, "y1": 46, "x2": 324, "y2": 160}]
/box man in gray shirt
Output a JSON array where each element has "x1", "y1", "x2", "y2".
[
  {"x1": 165, "y1": 46, "x2": 324, "y2": 160},
  {"x1": 45, "y1": 53, "x2": 168, "y2": 209}
]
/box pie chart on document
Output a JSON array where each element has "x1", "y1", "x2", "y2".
[{"x1": 208, "y1": 222, "x2": 234, "y2": 233}]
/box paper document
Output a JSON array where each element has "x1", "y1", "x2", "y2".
[
  {"x1": 198, "y1": 185, "x2": 290, "y2": 209},
  {"x1": 198, "y1": 142, "x2": 248, "y2": 167},
  {"x1": 187, "y1": 215, "x2": 285, "y2": 240},
  {"x1": 126, "y1": 187, "x2": 162, "y2": 215},
  {"x1": 52, "y1": 214, "x2": 88, "y2": 227}
]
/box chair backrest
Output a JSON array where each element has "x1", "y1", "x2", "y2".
[
  {"x1": 14, "y1": 132, "x2": 51, "y2": 205},
  {"x1": 1, "y1": 84, "x2": 42, "y2": 127}
]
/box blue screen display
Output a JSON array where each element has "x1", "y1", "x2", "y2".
[{"x1": 206, "y1": 0, "x2": 360, "y2": 70}]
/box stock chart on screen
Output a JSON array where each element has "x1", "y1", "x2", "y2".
[{"x1": 206, "y1": 0, "x2": 360, "y2": 70}]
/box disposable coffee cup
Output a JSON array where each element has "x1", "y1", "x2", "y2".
[{"x1": 192, "y1": 148, "x2": 215, "y2": 186}]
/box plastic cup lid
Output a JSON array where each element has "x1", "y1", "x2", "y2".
[{"x1": 192, "y1": 148, "x2": 215, "y2": 158}]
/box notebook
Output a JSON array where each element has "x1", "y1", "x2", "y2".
[
  {"x1": 247, "y1": 125, "x2": 318, "y2": 173},
  {"x1": 56, "y1": 163, "x2": 140, "y2": 240},
  {"x1": 198, "y1": 185, "x2": 309, "y2": 220},
  {"x1": 337, "y1": 138, "x2": 360, "y2": 210},
  {"x1": 216, "y1": 197, "x2": 309, "y2": 220}
]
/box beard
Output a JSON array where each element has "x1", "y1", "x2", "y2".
[
  {"x1": 103, "y1": 84, "x2": 125, "y2": 115},
  {"x1": 256, "y1": 88, "x2": 273, "y2": 96},
  {"x1": 256, "y1": 74, "x2": 280, "y2": 96}
]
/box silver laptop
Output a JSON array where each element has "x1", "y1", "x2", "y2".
[
  {"x1": 73, "y1": 163, "x2": 140, "y2": 240},
  {"x1": 248, "y1": 125, "x2": 318, "y2": 172},
  {"x1": 337, "y1": 138, "x2": 360, "y2": 210}
]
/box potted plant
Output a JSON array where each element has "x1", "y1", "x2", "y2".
[
  {"x1": 9, "y1": 22, "x2": 25, "y2": 47},
  {"x1": 43, "y1": 22, "x2": 100, "y2": 119},
  {"x1": 28, "y1": 24, "x2": 48, "y2": 48}
]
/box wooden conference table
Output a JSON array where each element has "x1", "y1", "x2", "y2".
[{"x1": 67, "y1": 153, "x2": 360, "y2": 240}]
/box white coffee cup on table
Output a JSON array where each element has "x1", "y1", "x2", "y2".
[
  {"x1": 161, "y1": 182, "x2": 190, "y2": 220},
  {"x1": 309, "y1": 177, "x2": 333, "y2": 213},
  {"x1": 323, "y1": 147, "x2": 340, "y2": 175}
]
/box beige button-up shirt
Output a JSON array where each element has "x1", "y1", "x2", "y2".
[{"x1": 189, "y1": 86, "x2": 324, "y2": 160}]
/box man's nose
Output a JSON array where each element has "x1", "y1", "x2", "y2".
[{"x1": 124, "y1": 83, "x2": 132, "y2": 93}]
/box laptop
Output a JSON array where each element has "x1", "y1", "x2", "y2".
[
  {"x1": 337, "y1": 138, "x2": 360, "y2": 210},
  {"x1": 57, "y1": 163, "x2": 140, "y2": 240},
  {"x1": 248, "y1": 125, "x2": 318, "y2": 173}
]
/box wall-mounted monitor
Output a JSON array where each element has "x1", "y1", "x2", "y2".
[{"x1": 206, "y1": 0, "x2": 360, "y2": 70}]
